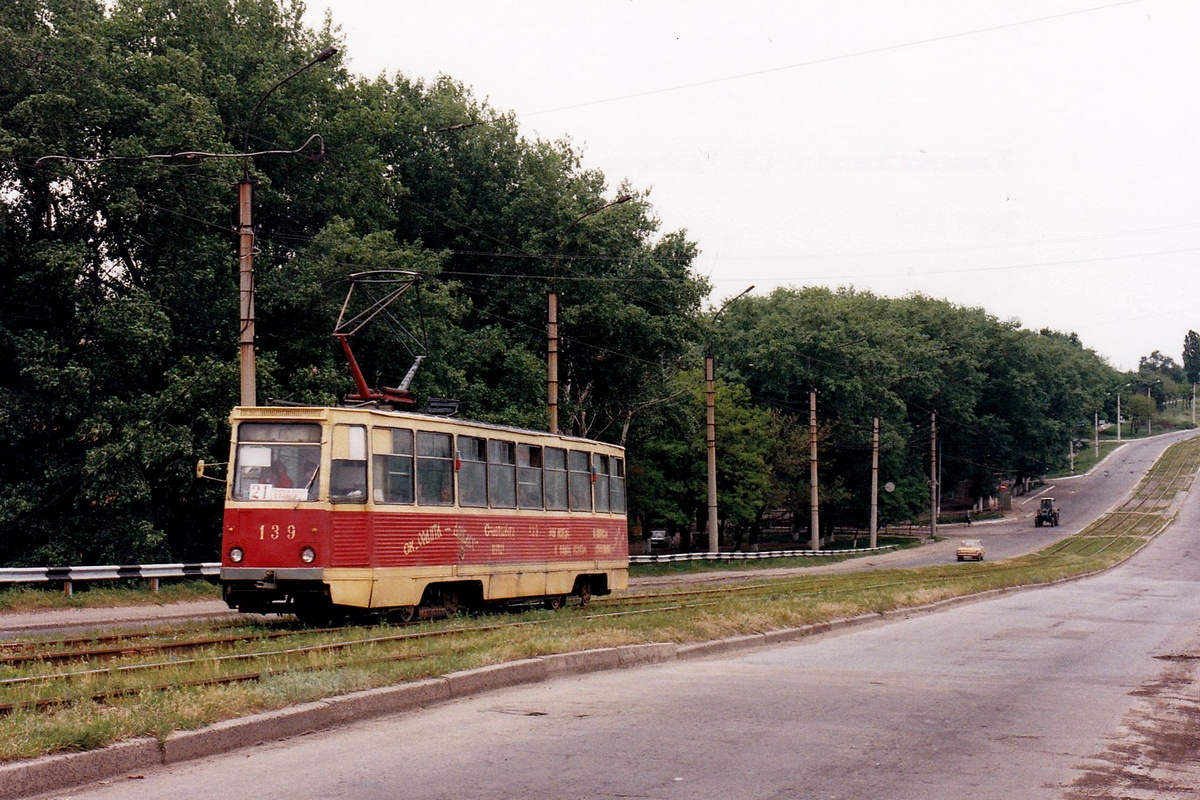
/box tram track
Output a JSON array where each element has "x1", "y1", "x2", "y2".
[
  {"x1": 0, "y1": 601, "x2": 745, "y2": 715},
  {"x1": 2, "y1": 435, "x2": 1196, "y2": 726}
]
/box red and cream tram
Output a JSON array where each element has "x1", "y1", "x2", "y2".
[{"x1": 220, "y1": 405, "x2": 629, "y2": 621}]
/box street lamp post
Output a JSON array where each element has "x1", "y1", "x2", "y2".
[
  {"x1": 546, "y1": 194, "x2": 632, "y2": 434},
  {"x1": 238, "y1": 46, "x2": 337, "y2": 408},
  {"x1": 1110, "y1": 382, "x2": 1131, "y2": 443}
]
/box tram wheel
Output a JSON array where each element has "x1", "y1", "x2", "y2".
[
  {"x1": 442, "y1": 589, "x2": 460, "y2": 616},
  {"x1": 394, "y1": 606, "x2": 417, "y2": 624},
  {"x1": 574, "y1": 581, "x2": 592, "y2": 608},
  {"x1": 544, "y1": 595, "x2": 565, "y2": 611}
]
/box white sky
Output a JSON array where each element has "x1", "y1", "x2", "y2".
[{"x1": 302, "y1": 0, "x2": 1200, "y2": 372}]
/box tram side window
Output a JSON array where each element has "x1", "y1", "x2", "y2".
[
  {"x1": 568, "y1": 450, "x2": 593, "y2": 512},
  {"x1": 594, "y1": 454, "x2": 611, "y2": 513},
  {"x1": 517, "y1": 444, "x2": 544, "y2": 509},
  {"x1": 372, "y1": 427, "x2": 414, "y2": 504},
  {"x1": 417, "y1": 431, "x2": 454, "y2": 506},
  {"x1": 330, "y1": 424, "x2": 367, "y2": 503},
  {"x1": 610, "y1": 457, "x2": 627, "y2": 513},
  {"x1": 233, "y1": 422, "x2": 321, "y2": 501},
  {"x1": 488, "y1": 439, "x2": 516, "y2": 508},
  {"x1": 457, "y1": 436, "x2": 487, "y2": 508},
  {"x1": 545, "y1": 447, "x2": 568, "y2": 511}
]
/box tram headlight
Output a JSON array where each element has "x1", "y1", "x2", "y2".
[
  {"x1": 229, "y1": 547, "x2": 244, "y2": 564},
  {"x1": 300, "y1": 546, "x2": 316, "y2": 564}
]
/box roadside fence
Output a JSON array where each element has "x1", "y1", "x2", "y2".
[
  {"x1": 1, "y1": 547, "x2": 899, "y2": 594},
  {"x1": 0, "y1": 563, "x2": 219, "y2": 597},
  {"x1": 631, "y1": 545, "x2": 896, "y2": 565}
]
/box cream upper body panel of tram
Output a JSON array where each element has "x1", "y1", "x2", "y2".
[{"x1": 220, "y1": 405, "x2": 629, "y2": 614}]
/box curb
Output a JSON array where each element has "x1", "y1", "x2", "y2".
[
  {"x1": 0, "y1": 642, "x2": 680, "y2": 800},
  {"x1": 0, "y1": 739, "x2": 160, "y2": 799},
  {"x1": 0, "y1": 583, "x2": 1066, "y2": 799}
]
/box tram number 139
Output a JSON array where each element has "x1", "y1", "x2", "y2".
[{"x1": 259, "y1": 524, "x2": 297, "y2": 540}]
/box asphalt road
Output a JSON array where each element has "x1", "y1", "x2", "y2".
[
  {"x1": 636, "y1": 428, "x2": 1199, "y2": 585},
  {"x1": 3, "y1": 430, "x2": 1190, "y2": 638},
  {"x1": 46, "y1": 432, "x2": 1200, "y2": 799}
]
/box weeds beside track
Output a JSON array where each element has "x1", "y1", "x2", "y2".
[{"x1": 1, "y1": 435, "x2": 1197, "y2": 764}]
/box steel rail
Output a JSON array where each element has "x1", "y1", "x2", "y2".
[{"x1": 4, "y1": 438, "x2": 1196, "y2": 719}]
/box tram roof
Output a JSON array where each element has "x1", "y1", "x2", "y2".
[{"x1": 229, "y1": 404, "x2": 624, "y2": 452}]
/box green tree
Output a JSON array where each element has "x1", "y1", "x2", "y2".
[
  {"x1": 1183, "y1": 330, "x2": 1200, "y2": 386},
  {"x1": 1125, "y1": 393, "x2": 1154, "y2": 434},
  {"x1": 708, "y1": 286, "x2": 1121, "y2": 534},
  {"x1": 0, "y1": 0, "x2": 706, "y2": 565}
]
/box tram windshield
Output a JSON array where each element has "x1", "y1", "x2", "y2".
[{"x1": 232, "y1": 422, "x2": 322, "y2": 501}]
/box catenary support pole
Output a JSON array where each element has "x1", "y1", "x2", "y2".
[
  {"x1": 706, "y1": 355, "x2": 719, "y2": 554},
  {"x1": 810, "y1": 388, "x2": 819, "y2": 551},
  {"x1": 870, "y1": 416, "x2": 879, "y2": 549},
  {"x1": 930, "y1": 411, "x2": 938, "y2": 540},
  {"x1": 547, "y1": 291, "x2": 559, "y2": 434},
  {"x1": 237, "y1": 179, "x2": 256, "y2": 407}
]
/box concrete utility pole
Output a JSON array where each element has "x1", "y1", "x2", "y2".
[
  {"x1": 547, "y1": 291, "x2": 559, "y2": 431},
  {"x1": 705, "y1": 355, "x2": 718, "y2": 552},
  {"x1": 704, "y1": 285, "x2": 753, "y2": 554},
  {"x1": 810, "y1": 388, "x2": 820, "y2": 551},
  {"x1": 930, "y1": 410, "x2": 938, "y2": 540},
  {"x1": 1094, "y1": 410, "x2": 1099, "y2": 458},
  {"x1": 236, "y1": 178, "x2": 257, "y2": 406},
  {"x1": 547, "y1": 194, "x2": 632, "y2": 434},
  {"x1": 238, "y1": 45, "x2": 338, "y2": 408},
  {"x1": 870, "y1": 416, "x2": 879, "y2": 549}
]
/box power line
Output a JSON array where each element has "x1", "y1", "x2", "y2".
[
  {"x1": 32, "y1": 136, "x2": 326, "y2": 167},
  {"x1": 711, "y1": 244, "x2": 1200, "y2": 285},
  {"x1": 515, "y1": 2, "x2": 1139, "y2": 119},
  {"x1": 721, "y1": 221, "x2": 1200, "y2": 262}
]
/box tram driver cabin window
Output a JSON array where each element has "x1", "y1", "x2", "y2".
[{"x1": 232, "y1": 422, "x2": 321, "y2": 501}]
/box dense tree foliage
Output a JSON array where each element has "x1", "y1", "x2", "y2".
[
  {"x1": 0, "y1": 0, "x2": 704, "y2": 564},
  {"x1": 708, "y1": 288, "x2": 1124, "y2": 533},
  {"x1": 0, "y1": 0, "x2": 1169, "y2": 565}
]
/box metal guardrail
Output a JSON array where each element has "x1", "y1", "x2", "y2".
[
  {"x1": 631, "y1": 545, "x2": 896, "y2": 564},
  {"x1": 0, "y1": 547, "x2": 898, "y2": 595},
  {"x1": 0, "y1": 563, "x2": 219, "y2": 597}
]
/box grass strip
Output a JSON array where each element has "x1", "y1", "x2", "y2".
[{"x1": 0, "y1": 436, "x2": 1196, "y2": 763}]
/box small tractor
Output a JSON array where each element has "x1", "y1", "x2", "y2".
[{"x1": 1035, "y1": 497, "x2": 1059, "y2": 527}]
